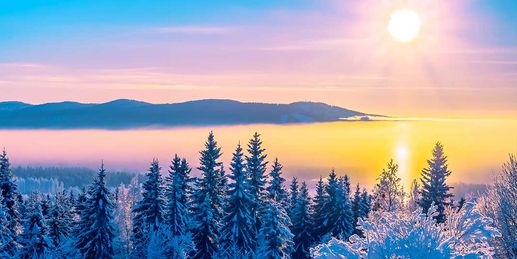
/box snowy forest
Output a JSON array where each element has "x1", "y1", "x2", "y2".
[{"x1": 0, "y1": 132, "x2": 515, "y2": 259}]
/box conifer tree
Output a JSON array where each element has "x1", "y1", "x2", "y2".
[
  {"x1": 18, "y1": 194, "x2": 52, "y2": 259},
  {"x1": 418, "y1": 142, "x2": 454, "y2": 223},
  {"x1": 351, "y1": 184, "x2": 362, "y2": 235},
  {"x1": 288, "y1": 177, "x2": 299, "y2": 219},
  {"x1": 47, "y1": 191, "x2": 73, "y2": 248},
  {"x1": 266, "y1": 158, "x2": 288, "y2": 206},
  {"x1": 0, "y1": 197, "x2": 17, "y2": 257},
  {"x1": 164, "y1": 155, "x2": 193, "y2": 258},
  {"x1": 219, "y1": 143, "x2": 255, "y2": 258},
  {"x1": 113, "y1": 182, "x2": 139, "y2": 258},
  {"x1": 132, "y1": 159, "x2": 165, "y2": 257},
  {"x1": 320, "y1": 170, "x2": 338, "y2": 239},
  {"x1": 246, "y1": 132, "x2": 268, "y2": 237},
  {"x1": 0, "y1": 150, "x2": 20, "y2": 236},
  {"x1": 291, "y1": 181, "x2": 312, "y2": 259},
  {"x1": 342, "y1": 175, "x2": 351, "y2": 195},
  {"x1": 190, "y1": 131, "x2": 226, "y2": 258},
  {"x1": 256, "y1": 199, "x2": 294, "y2": 258},
  {"x1": 372, "y1": 159, "x2": 405, "y2": 212},
  {"x1": 310, "y1": 176, "x2": 327, "y2": 244},
  {"x1": 332, "y1": 176, "x2": 353, "y2": 240},
  {"x1": 360, "y1": 189, "x2": 371, "y2": 219},
  {"x1": 40, "y1": 194, "x2": 51, "y2": 222},
  {"x1": 165, "y1": 155, "x2": 191, "y2": 234},
  {"x1": 76, "y1": 163, "x2": 116, "y2": 259}
]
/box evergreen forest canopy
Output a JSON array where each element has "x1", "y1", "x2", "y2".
[{"x1": 0, "y1": 132, "x2": 514, "y2": 258}]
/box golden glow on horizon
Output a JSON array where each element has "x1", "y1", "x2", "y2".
[
  {"x1": 1, "y1": 120, "x2": 515, "y2": 190},
  {"x1": 388, "y1": 9, "x2": 422, "y2": 42}
]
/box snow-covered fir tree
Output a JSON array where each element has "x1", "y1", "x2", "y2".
[
  {"x1": 40, "y1": 194, "x2": 51, "y2": 223},
  {"x1": 18, "y1": 194, "x2": 52, "y2": 259},
  {"x1": 0, "y1": 149, "x2": 20, "y2": 237},
  {"x1": 165, "y1": 155, "x2": 191, "y2": 235},
  {"x1": 332, "y1": 176, "x2": 353, "y2": 240},
  {"x1": 256, "y1": 198, "x2": 294, "y2": 258},
  {"x1": 351, "y1": 184, "x2": 362, "y2": 235},
  {"x1": 219, "y1": 143, "x2": 255, "y2": 258},
  {"x1": 291, "y1": 181, "x2": 312, "y2": 259},
  {"x1": 0, "y1": 197, "x2": 17, "y2": 257},
  {"x1": 266, "y1": 158, "x2": 288, "y2": 206},
  {"x1": 190, "y1": 131, "x2": 226, "y2": 258},
  {"x1": 418, "y1": 142, "x2": 454, "y2": 223},
  {"x1": 75, "y1": 163, "x2": 116, "y2": 259},
  {"x1": 310, "y1": 176, "x2": 327, "y2": 244},
  {"x1": 288, "y1": 177, "x2": 299, "y2": 219},
  {"x1": 113, "y1": 183, "x2": 134, "y2": 257},
  {"x1": 320, "y1": 170, "x2": 339, "y2": 240},
  {"x1": 352, "y1": 185, "x2": 371, "y2": 237},
  {"x1": 246, "y1": 132, "x2": 268, "y2": 240},
  {"x1": 372, "y1": 159, "x2": 405, "y2": 212},
  {"x1": 164, "y1": 154, "x2": 193, "y2": 258},
  {"x1": 360, "y1": 189, "x2": 371, "y2": 218},
  {"x1": 341, "y1": 175, "x2": 351, "y2": 195},
  {"x1": 73, "y1": 187, "x2": 87, "y2": 225},
  {"x1": 319, "y1": 172, "x2": 354, "y2": 241},
  {"x1": 131, "y1": 159, "x2": 165, "y2": 258},
  {"x1": 47, "y1": 191, "x2": 74, "y2": 250}
]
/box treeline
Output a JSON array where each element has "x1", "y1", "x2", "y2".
[
  {"x1": 0, "y1": 132, "x2": 514, "y2": 258},
  {"x1": 12, "y1": 166, "x2": 134, "y2": 189}
]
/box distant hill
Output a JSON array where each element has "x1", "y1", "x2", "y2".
[{"x1": 0, "y1": 99, "x2": 378, "y2": 129}]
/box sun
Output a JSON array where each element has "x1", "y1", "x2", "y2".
[{"x1": 388, "y1": 9, "x2": 422, "y2": 43}]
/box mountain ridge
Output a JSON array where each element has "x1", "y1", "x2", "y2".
[{"x1": 0, "y1": 99, "x2": 380, "y2": 129}]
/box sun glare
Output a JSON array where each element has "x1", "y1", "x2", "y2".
[{"x1": 388, "y1": 9, "x2": 422, "y2": 42}]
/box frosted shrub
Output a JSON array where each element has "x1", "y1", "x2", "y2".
[{"x1": 312, "y1": 203, "x2": 499, "y2": 258}]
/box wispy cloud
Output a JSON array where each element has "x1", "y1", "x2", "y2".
[
  {"x1": 257, "y1": 37, "x2": 368, "y2": 51},
  {"x1": 150, "y1": 25, "x2": 234, "y2": 34},
  {"x1": 0, "y1": 63, "x2": 49, "y2": 69},
  {"x1": 468, "y1": 60, "x2": 517, "y2": 65}
]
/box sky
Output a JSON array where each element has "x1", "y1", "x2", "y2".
[{"x1": 1, "y1": 0, "x2": 516, "y2": 118}]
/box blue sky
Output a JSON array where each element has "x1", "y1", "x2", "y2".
[{"x1": 0, "y1": 0, "x2": 516, "y2": 117}]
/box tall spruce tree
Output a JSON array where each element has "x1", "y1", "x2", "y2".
[
  {"x1": 351, "y1": 184, "x2": 362, "y2": 235},
  {"x1": 219, "y1": 143, "x2": 255, "y2": 258},
  {"x1": 360, "y1": 189, "x2": 371, "y2": 219},
  {"x1": 76, "y1": 163, "x2": 116, "y2": 259},
  {"x1": 18, "y1": 194, "x2": 52, "y2": 259},
  {"x1": 418, "y1": 142, "x2": 454, "y2": 223},
  {"x1": 320, "y1": 170, "x2": 338, "y2": 240},
  {"x1": 0, "y1": 150, "x2": 20, "y2": 236},
  {"x1": 266, "y1": 158, "x2": 288, "y2": 206},
  {"x1": 288, "y1": 177, "x2": 299, "y2": 219},
  {"x1": 190, "y1": 131, "x2": 226, "y2": 258},
  {"x1": 310, "y1": 176, "x2": 327, "y2": 244},
  {"x1": 246, "y1": 132, "x2": 268, "y2": 238},
  {"x1": 0, "y1": 197, "x2": 16, "y2": 257},
  {"x1": 132, "y1": 159, "x2": 165, "y2": 257},
  {"x1": 332, "y1": 176, "x2": 353, "y2": 240},
  {"x1": 372, "y1": 159, "x2": 405, "y2": 212},
  {"x1": 165, "y1": 155, "x2": 191, "y2": 234},
  {"x1": 291, "y1": 181, "x2": 312, "y2": 259},
  {"x1": 164, "y1": 155, "x2": 193, "y2": 258},
  {"x1": 256, "y1": 199, "x2": 294, "y2": 258},
  {"x1": 47, "y1": 191, "x2": 74, "y2": 248}
]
